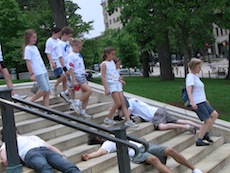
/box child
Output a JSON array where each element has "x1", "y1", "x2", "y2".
[
  {"x1": 0, "y1": 44, "x2": 27, "y2": 99},
  {"x1": 57, "y1": 26, "x2": 75, "y2": 106},
  {"x1": 68, "y1": 38, "x2": 92, "y2": 119},
  {"x1": 23, "y1": 29, "x2": 50, "y2": 107},
  {"x1": 45, "y1": 27, "x2": 66, "y2": 97},
  {"x1": 100, "y1": 47, "x2": 138, "y2": 128}
]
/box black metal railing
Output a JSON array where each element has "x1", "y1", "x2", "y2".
[{"x1": 0, "y1": 88, "x2": 148, "y2": 173}]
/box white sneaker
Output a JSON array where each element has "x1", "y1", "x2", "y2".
[
  {"x1": 69, "y1": 104, "x2": 74, "y2": 110},
  {"x1": 104, "y1": 118, "x2": 117, "y2": 125},
  {"x1": 80, "y1": 112, "x2": 92, "y2": 119},
  {"x1": 60, "y1": 91, "x2": 70, "y2": 103},
  {"x1": 124, "y1": 120, "x2": 139, "y2": 128},
  {"x1": 71, "y1": 102, "x2": 81, "y2": 114},
  {"x1": 50, "y1": 86, "x2": 58, "y2": 97},
  {"x1": 192, "y1": 168, "x2": 203, "y2": 173},
  {"x1": 12, "y1": 94, "x2": 27, "y2": 99}
]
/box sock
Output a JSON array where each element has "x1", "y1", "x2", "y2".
[
  {"x1": 76, "y1": 100, "x2": 82, "y2": 106},
  {"x1": 205, "y1": 132, "x2": 209, "y2": 137},
  {"x1": 64, "y1": 90, "x2": 69, "y2": 95},
  {"x1": 81, "y1": 109, "x2": 86, "y2": 114}
]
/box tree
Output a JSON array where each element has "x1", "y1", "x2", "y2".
[{"x1": 48, "y1": 0, "x2": 67, "y2": 28}]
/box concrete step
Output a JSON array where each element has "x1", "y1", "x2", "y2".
[
  {"x1": 218, "y1": 164, "x2": 230, "y2": 173},
  {"x1": 183, "y1": 143, "x2": 230, "y2": 173}
]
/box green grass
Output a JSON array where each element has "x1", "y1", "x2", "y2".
[{"x1": 92, "y1": 77, "x2": 230, "y2": 122}]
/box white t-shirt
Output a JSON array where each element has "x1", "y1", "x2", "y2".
[
  {"x1": 58, "y1": 40, "x2": 71, "y2": 69},
  {"x1": 186, "y1": 73, "x2": 206, "y2": 104},
  {"x1": 68, "y1": 52, "x2": 85, "y2": 77},
  {"x1": 128, "y1": 98, "x2": 158, "y2": 122},
  {"x1": 45, "y1": 37, "x2": 62, "y2": 68},
  {"x1": 101, "y1": 61, "x2": 119, "y2": 84},
  {"x1": 0, "y1": 135, "x2": 48, "y2": 161},
  {"x1": 0, "y1": 45, "x2": 3, "y2": 61},
  {"x1": 24, "y1": 45, "x2": 47, "y2": 76},
  {"x1": 101, "y1": 140, "x2": 142, "y2": 157}
]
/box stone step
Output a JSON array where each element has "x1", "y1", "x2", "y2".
[
  {"x1": 183, "y1": 143, "x2": 230, "y2": 173},
  {"x1": 218, "y1": 164, "x2": 230, "y2": 173}
]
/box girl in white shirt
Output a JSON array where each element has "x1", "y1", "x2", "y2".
[
  {"x1": 23, "y1": 29, "x2": 50, "y2": 107},
  {"x1": 186, "y1": 58, "x2": 218, "y2": 146},
  {"x1": 101, "y1": 47, "x2": 138, "y2": 128}
]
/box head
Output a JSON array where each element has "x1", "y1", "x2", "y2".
[
  {"x1": 61, "y1": 26, "x2": 74, "y2": 41},
  {"x1": 24, "y1": 29, "x2": 37, "y2": 47},
  {"x1": 102, "y1": 47, "x2": 116, "y2": 61},
  {"x1": 70, "y1": 38, "x2": 83, "y2": 53},
  {"x1": 188, "y1": 58, "x2": 202, "y2": 73},
  {"x1": 113, "y1": 57, "x2": 121, "y2": 69},
  {"x1": 51, "y1": 27, "x2": 62, "y2": 39}
]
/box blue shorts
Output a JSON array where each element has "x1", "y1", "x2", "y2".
[
  {"x1": 76, "y1": 75, "x2": 88, "y2": 85},
  {"x1": 35, "y1": 73, "x2": 50, "y2": 92},
  {"x1": 53, "y1": 67, "x2": 63, "y2": 78},
  {"x1": 194, "y1": 101, "x2": 215, "y2": 121}
]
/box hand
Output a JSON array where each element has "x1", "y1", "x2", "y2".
[
  {"x1": 105, "y1": 89, "x2": 110, "y2": 96},
  {"x1": 191, "y1": 103, "x2": 198, "y2": 110},
  {"x1": 52, "y1": 62, "x2": 57, "y2": 69},
  {"x1": 30, "y1": 74, "x2": 36, "y2": 81}
]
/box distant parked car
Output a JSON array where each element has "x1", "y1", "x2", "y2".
[
  {"x1": 119, "y1": 68, "x2": 132, "y2": 75},
  {"x1": 171, "y1": 54, "x2": 183, "y2": 66},
  {"x1": 85, "y1": 70, "x2": 101, "y2": 79}
]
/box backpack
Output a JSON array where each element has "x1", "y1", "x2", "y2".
[{"x1": 181, "y1": 87, "x2": 190, "y2": 107}]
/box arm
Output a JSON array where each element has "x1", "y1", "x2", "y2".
[
  {"x1": 82, "y1": 148, "x2": 108, "y2": 161},
  {"x1": 101, "y1": 63, "x2": 109, "y2": 95},
  {"x1": 69, "y1": 68, "x2": 79, "y2": 88},
  {"x1": 47, "y1": 54, "x2": 56, "y2": 69},
  {"x1": 187, "y1": 85, "x2": 197, "y2": 110},
  {"x1": 0, "y1": 148, "x2": 7, "y2": 167},
  {"x1": 46, "y1": 143, "x2": 66, "y2": 158},
  {"x1": 25, "y1": 60, "x2": 35, "y2": 81}
]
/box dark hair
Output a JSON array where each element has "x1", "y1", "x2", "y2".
[
  {"x1": 51, "y1": 27, "x2": 61, "y2": 34},
  {"x1": 102, "y1": 47, "x2": 115, "y2": 61},
  {"x1": 61, "y1": 26, "x2": 74, "y2": 36}
]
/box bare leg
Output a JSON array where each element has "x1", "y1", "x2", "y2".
[
  {"x1": 43, "y1": 91, "x2": 50, "y2": 107},
  {"x1": 108, "y1": 92, "x2": 121, "y2": 118},
  {"x1": 145, "y1": 155, "x2": 172, "y2": 173},
  {"x1": 198, "y1": 118, "x2": 212, "y2": 139},
  {"x1": 164, "y1": 148, "x2": 195, "y2": 170},
  {"x1": 158, "y1": 123, "x2": 190, "y2": 131},
  {"x1": 80, "y1": 83, "x2": 92, "y2": 109},
  {"x1": 176, "y1": 119, "x2": 201, "y2": 129},
  {"x1": 207, "y1": 110, "x2": 218, "y2": 132}
]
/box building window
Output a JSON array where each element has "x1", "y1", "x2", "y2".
[
  {"x1": 216, "y1": 28, "x2": 219, "y2": 37},
  {"x1": 109, "y1": 19, "x2": 112, "y2": 24},
  {"x1": 220, "y1": 28, "x2": 223, "y2": 36},
  {"x1": 113, "y1": 18, "x2": 116, "y2": 23}
]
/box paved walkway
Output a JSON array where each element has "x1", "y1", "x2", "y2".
[{"x1": 151, "y1": 58, "x2": 228, "y2": 78}]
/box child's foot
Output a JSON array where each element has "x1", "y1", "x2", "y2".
[{"x1": 104, "y1": 117, "x2": 117, "y2": 125}]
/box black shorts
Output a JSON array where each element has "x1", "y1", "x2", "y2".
[{"x1": 0, "y1": 61, "x2": 7, "y2": 69}]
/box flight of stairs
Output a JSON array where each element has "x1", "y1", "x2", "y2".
[{"x1": 0, "y1": 81, "x2": 230, "y2": 173}]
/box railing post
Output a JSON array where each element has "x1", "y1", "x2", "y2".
[
  {"x1": 112, "y1": 125, "x2": 131, "y2": 173},
  {"x1": 0, "y1": 88, "x2": 23, "y2": 173}
]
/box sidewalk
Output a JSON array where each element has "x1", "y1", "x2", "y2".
[{"x1": 151, "y1": 58, "x2": 228, "y2": 78}]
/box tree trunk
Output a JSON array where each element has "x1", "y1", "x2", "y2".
[
  {"x1": 158, "y1": 30, "x2": 174, "y2": 80},
  {"x1": 48, "y1": 0, "x2": 67, "y2": 28},
  {"x1": 142, "y1": 50, "x2": 150, "y2": 77},
  {"x1": 181, "y1": 27, "x2": 191, "y2": 77},
  {"x1": 225, "y1": 33, "x2": 230, "y2": 80}
]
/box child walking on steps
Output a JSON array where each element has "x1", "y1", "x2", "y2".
[
  {"x1": 23, "y1": 29, "x2": 50, "y2": 107},
  {"x1": 68, "y1": 38, "x2": 92, "y2": 119},
  {"x1": 100, "y1": 47, "x2": 138, "y2": 128}
]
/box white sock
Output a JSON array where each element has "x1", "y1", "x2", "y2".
[{"x1": 81, "y1": 109, "x2": 86, "y2": 114}]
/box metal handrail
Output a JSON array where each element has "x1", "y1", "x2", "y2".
[{"x1": 0, "y1": 97, "x2": 141, "y2": 155}]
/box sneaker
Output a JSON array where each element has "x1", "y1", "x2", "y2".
[
  {"x1": 188, "y1": 125, "x2": 196, "y2": 134},
  {"x1": 12, "y1": 94, "x2": 27, "y2": 99},
  {"x1": 196, "y1": 140, "x2": 209, "y2": 146},
  {"x1": 69, "y1": 104, "x2": 74, "y2": 111},
  {"x1": 104, "y1": 118, "x2": 117, "y2": 125},
  {"x1": 50, "y1": 86, "x2": 58, "y2": 97},
  {"x1": 192, "y1": 168, "x2": 203, "y2": 173},
  {"x1": 80, "y1": 112, "x2": 92, "y2": 119},
  {"x1": 60, "y1": 91, "x2": 70, "y2": 103},
  {"x1": 203, "y1": 135, "x2": 214, "y2": 143},
  {"x1": 124, "y1": 120, "x2": 139, "y2": 128},
  {"x1": 71, "y1": 102, "x2": 81, "y2": 114}
]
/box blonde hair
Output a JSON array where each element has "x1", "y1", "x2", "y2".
[
  {"x1": 102, "y1": 47, "x2": 115, "y2": 61},
  {"x1": 188, "y1": 58, "x2": 202, "y2": 70},
  {"x1": 70, "y1": 38, "x2": 83, "y2": 47}
]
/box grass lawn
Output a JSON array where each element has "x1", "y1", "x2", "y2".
[{"x1": 91, "y1": 77, "x2": 230, "y2": 122}]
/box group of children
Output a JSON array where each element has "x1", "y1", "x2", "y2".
[
  {"x1": 23, "y1": 26, "x2": 92, "y2": 118},
  {"x1": 22, "y1": 26, "x2": 139, "y2": 126}
]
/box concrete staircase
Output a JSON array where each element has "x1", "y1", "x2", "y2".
[{"x1": 0, "y1": 81, "x2": 230, "y2": 173}]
